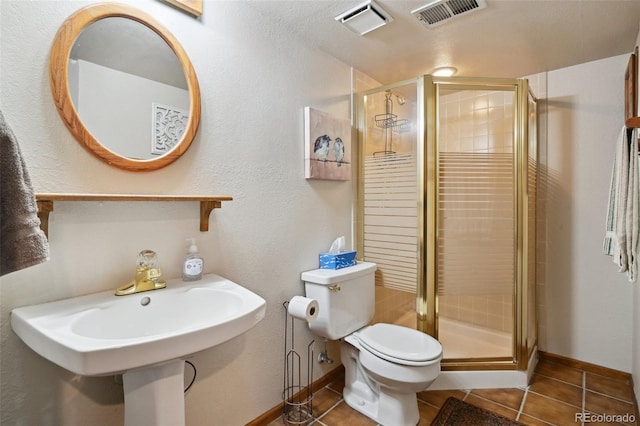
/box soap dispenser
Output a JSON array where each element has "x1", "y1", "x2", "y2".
[{"x1": 182, "y1": 238, "x2": 203, "y2": 281}]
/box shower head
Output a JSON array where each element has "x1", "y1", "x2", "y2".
[{"x1": 385, "y1": 90, "x2": 406, "y2": 105}]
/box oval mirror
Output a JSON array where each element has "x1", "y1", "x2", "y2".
[{"x1": 49, "y1": 3, "x2": 201, "y2": 172}]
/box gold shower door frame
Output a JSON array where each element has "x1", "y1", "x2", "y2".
[{"x1": 356, "y1": 76, "x2": 537, "y2": 372}]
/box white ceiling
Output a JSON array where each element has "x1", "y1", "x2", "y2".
[
  {"x1": 68, "y1": 1, "x2": 640, "y2": 90},
  {"x1": 246, "y1": 0, "x2": 640, "y2": 84}
]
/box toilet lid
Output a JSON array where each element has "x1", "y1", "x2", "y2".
[{"x1": 358, "y1": 323, "x2": 442, "y2": 365}]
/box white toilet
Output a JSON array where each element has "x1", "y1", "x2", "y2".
[{"x1": 301, "y1": 261, "x2": 442, "y2": 426}]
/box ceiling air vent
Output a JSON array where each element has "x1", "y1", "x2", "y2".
[
  {"x1": 412, "y1": 0, "x2": 487, "y2": 28},
  {"x1": 335, "y1": 0, "x2": 394, "y2": 36}
]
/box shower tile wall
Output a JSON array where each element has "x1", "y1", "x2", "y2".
[
  {"x1": 438, "y1": 295, "x2": 514, "y2": 334},
  {"x1": 440, "y1": 90, "x2": 514, "y2": 155},
  {"x1": 438, "y1": 89, "x2": 515, "y2": 333},
  {"x1": 372, "y1": 285, "x2": 415, "y2": 327}
]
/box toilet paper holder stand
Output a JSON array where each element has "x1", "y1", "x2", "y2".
[{"x1": 282, "y1": 300, "x2": 315, "y2": 425}]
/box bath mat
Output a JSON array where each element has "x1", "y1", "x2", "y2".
[{"x1": 431, "y1": 397, "x2": 525, "y2": 426}]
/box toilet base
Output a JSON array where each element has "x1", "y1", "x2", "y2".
[
  {"x1": 342, "y1": 339, "x2": 420, "y2": 426},
  {"x1": 344, "y1": 385, "x2": 419, "y2": 426}
]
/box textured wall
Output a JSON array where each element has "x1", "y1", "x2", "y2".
[
  {"x1": 634, "y1": 21, "x2": 640, "y2": 405},
  {"x1": 0, "y1": 1, "x2": 352, "y2": 424},
  {"x1": 544, "y1": 54, "x2": 634, "y2": 372}
]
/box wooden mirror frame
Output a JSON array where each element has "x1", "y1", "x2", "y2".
[{"x1": 49, "y1": 3, "x2": 201, "y2": 172}]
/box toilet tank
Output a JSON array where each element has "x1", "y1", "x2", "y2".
[{"x1": 301, "y1": 262, "x2": 376, "y2": 340}]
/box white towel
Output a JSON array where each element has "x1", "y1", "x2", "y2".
[
  {"x1": 615, "y1": 128, "x2": 630, "y2": 271},
  {"x1": 626, "y1": 128, "x2": 639, "y2": 281},
  {"x1": 603, "y1": 126, "x2": 639, "y2": 282},
  {"x1": 604, "y1": 127, "x2": 627, "y2": 266}
]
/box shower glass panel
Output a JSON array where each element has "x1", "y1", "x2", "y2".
[
  {"x1": 436, "y1": 87, "x2": 516, "y2": 360},
  {"x1": 526, "y1": 89, "x2": 538, "y2": 363},
  {"x1": 357, "y1": 76, "x2": 536, "y2": 372},
  {"x1": 359, "y1": 81, "x2": 419, "y2": 329}
]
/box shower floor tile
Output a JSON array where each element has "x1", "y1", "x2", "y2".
[{"x1": 265, "y1": 352, "x2": 638, "y2": 426}]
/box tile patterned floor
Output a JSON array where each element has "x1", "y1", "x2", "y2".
[{"x1": 269, "y1": 356, "x2": 638, "y2": 426}]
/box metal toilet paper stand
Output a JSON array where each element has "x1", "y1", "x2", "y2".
[{"x1": 282, "y1": 301, "x2": 314, "y2": 425}]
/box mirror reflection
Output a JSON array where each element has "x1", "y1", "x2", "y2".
[
  {"x1": 69, "y1": 17, "x2": 189, "y2": 160},
  {"x1": 49, "y1": 3, "x2": 201, "y2": 172}
]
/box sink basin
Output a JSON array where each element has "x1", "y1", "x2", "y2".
[
  {"x1": 11, "y1": 273, "x2": 266, "y2": 376},
  {"x1": 12, "y1": 273, "x2": 266, "y2": 425}
]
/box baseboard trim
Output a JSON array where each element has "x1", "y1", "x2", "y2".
[
  {"x1": 538, "y1": 351, "x2": 631, "y2": 381},
  {"x1": 246, "y1": 366, "x2": 345, "y2": 426}
]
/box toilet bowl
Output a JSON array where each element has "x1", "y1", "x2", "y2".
[
  {"x1": 301, "y1": 262, "x2": 443, "y2": 426},
  {"x1": 341, "y1": 323, "x2": 442, "y2": 426}
]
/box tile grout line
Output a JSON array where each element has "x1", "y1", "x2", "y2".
[
  {"x1": 325, "y1": 386, "x2": 343, "y2": 398},
  {"x1": 313, "y1": 398, "x2": 344, "y2": 425},
  {"x1": 515, "y1": 386, "x2": 529, "y2": 421},
  {"x1": 536, "y1": 371, "x2": 583, "y2": 389},
  {"x1": 584, "y1": 388, "x2": 637, "y2": 405},
  {"x1": 525, "y1": 389, "x2": 582, "y2": 410},
  {"x1": 467, "y1": 391, "x2": 525, "y2": 418}
]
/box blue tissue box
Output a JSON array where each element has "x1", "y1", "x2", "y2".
[{"x1": 319, "y1": 251, "x2": 357, "y2": 269}]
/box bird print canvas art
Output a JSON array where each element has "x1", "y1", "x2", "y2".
[
  {"x1": 314, "y1": 134, "x2": 331, "y2": 161},
  {"x1": 304, "y1": 107, "x2": 352, "y2": 180}
]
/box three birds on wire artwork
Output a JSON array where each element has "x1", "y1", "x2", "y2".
[{"x1": 304, "y1": 107, "x2": 352, "y2": 181}]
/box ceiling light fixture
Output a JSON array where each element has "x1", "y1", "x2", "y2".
[{"x1": 432, "y1": 66, "x2": 457, "y2": 76}]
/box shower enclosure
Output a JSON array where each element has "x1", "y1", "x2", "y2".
[{"x1": 356, "y1": 75, "x2": 537, "y2": 380}]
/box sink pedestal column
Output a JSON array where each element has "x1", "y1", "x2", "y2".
[{"x1": 123, "y1": 359, "x2": 186, "y2": 426}]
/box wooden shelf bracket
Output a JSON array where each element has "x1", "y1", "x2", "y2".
[{"x1": 36, "y1": 200, "x2": 54, "y2": 238}]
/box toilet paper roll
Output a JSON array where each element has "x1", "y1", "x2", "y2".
[{"x1": 287, "y1": 296, "x2": 319, "y2": 322}]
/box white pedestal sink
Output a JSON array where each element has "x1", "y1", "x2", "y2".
[
  {"x1": 11, "y1": 274, "x2": 266, "y2": 426},
  {"x1": 123, "y1": 359, "x2": 186, "y2": 425}
]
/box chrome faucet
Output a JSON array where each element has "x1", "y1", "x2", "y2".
[{"x1": 115, "y1": 250, "x2": 166, "y2": 296}]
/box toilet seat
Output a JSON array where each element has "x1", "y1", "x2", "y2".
[{"x1": 357, "y1": 323, "x2": 442, "y2": 367}]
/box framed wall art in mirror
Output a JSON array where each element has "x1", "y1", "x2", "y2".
[
  {"x1": 163, "y1": 0, "x2": 203, "y2": 16},
  {"x1": 152, "y1": 103, "x2": 189, "y2": 155},
  {"x1": 49, "y1": 3, "x2": 201, "y2": 172}
]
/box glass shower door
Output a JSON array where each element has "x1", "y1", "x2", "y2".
[
  {"x1": 359, "y1": 81, "x2": 420, "y2": 329},
  {"x1": 435, "y1": 86, "x2": 516, "y2": 360},
  {"x1": 357, "y1": 76, "x2": 537, "y2": 370}
]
